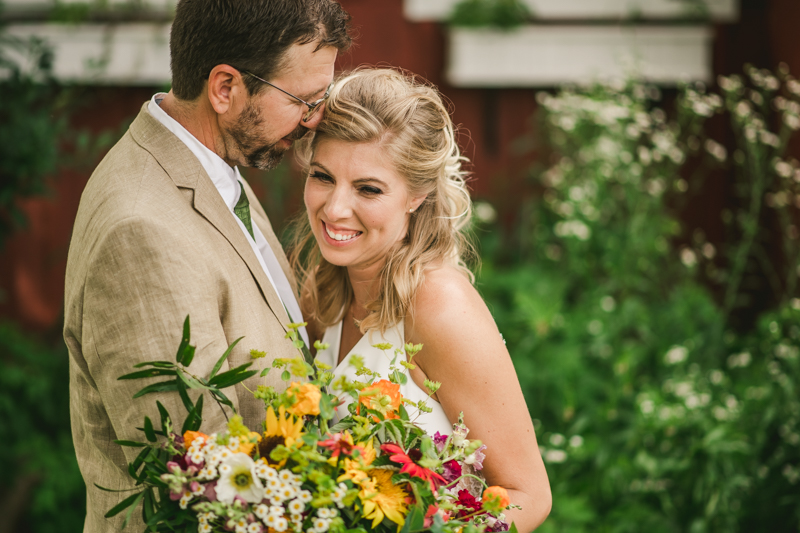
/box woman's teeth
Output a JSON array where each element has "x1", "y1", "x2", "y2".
[{"x1": 325, "y1": 225, "x2": 360, "y2": 241}]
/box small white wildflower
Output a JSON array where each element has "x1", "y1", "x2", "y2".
[
  {"x1": 760, "y1": 130, "x2": 780, "y2": 147},
  {"x1": 544, "y1": 449, "x2": 568, "y2": 463},
  {"x1": 297, "y1": 490, "x2": 313, "y2": 503},
  {"x1": 705, "y1": 139, "x2": 727, "y2": 162},
  {"x1": 313, "y1": 518, "x2": 330, "y2": 532},
  {"x1": 569, "y1": 435, "x2": 584, "y2": 448},
  {"x1": 247, "y1": 523, "x2": 262, "y2": 533},
  {"x1": 640, "y1": 399, "x2": 655, "y2": 414},
  {"x1": 549, "y1": 433, "x2": 565, "y2": 446},
  {"x1": 601, "y1": 296, "x2": 616, "y2": 312},
  {"x1": 664, "y1": 345, "x2": 689, "y2": 365},
  {"x1": 680, "y1": 248, "x2": 697, "y2": 268},
  {"x1": 785, "y1": 113, "x2": 800, "y2": 131}
]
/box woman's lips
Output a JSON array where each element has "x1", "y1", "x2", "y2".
[{"x1": 322, "y1": 221, "x2": 362, "y2": 246}]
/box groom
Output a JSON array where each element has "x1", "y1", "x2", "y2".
[{"x1": 63, "y1": 1, "x2": 351, "y2": 530}]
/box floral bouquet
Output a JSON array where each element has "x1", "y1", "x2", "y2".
[{"x1": 103, "y1": 318, "x2": 518, "y2": 533}]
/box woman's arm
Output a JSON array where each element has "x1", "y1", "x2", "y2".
[{"x1": 407, "y1": 267, "x2": 552, "y2": 532}]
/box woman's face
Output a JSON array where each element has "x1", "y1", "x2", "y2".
[{"x1": 304, "y1": 138, "x2": 426, "y2": 274}]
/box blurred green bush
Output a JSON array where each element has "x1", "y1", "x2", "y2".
[{"x1": 476, "y1": 68, "x2": 800, "y2": 531}]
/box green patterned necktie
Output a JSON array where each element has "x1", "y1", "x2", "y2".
[{"x1": 233, "y1": 181, "x2": 254, "y2": 239}]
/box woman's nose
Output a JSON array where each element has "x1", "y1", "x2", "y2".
[{"x1": 323, "y1": 187, "x2": 353, "y2": 220}]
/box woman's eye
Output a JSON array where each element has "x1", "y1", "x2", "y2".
[
  {"x1": 360, "y1": 186, "x2": 383, "y2": 195},
  {"x1": 310, "y1": 170, "x2": 333, "y2": 183}
]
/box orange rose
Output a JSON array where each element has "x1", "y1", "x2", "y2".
[
  {"x1": 482, "y1": 486, "x2": 510, "y2": 510},
  {"x1": 183, "y1": 430, "x2": 209, "y2": 450},
  {"x1": 358, "y1": 379, "x2": 403, "y2": 420},
  {"x1": 287, "y1": 381, "x2": 321, "y2": 416}
]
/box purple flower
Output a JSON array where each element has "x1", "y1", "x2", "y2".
[
  {"x1": 465, "y1": 444, "x2": 487, "y2": 471},
  {"x1": 488, "y1": 519, "x2": 510, "y2": 532},
  {"x1": 442, "y1": 460, "x2": 462, "y2": 483},
  {"x1": 432, "y1": 432, "x2": 448, "y2": 452}
]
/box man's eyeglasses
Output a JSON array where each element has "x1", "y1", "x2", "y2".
[{"x1": 241, "y1": 70, "x2": 333, "y2": 123}]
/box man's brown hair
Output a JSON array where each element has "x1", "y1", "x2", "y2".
[{"x1": 170, "y1": 0, "x2": 352, "y2": 101}]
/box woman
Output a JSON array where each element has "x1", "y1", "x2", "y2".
[{"x1": 290, "y1": 68, "x2": 551, "y2": 531}]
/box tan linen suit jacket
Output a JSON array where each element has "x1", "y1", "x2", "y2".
[{"x1": 64, "y1": 103, "x2": 302, "y2": 532}]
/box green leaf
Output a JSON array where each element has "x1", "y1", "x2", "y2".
[
  {"x1": 508, "y1": 522, "x2": 520, "y2": 533},
  {"x1": 129, "y1": 446, "x2": 151, "y2": 479},
  {"x1": 389, "y1": 369, "x2": 408, "y2": 385},
  {"x1": 122, "y1": 491, "x2": 146, "y2": 528},
  {"x1": 281, "y1": 370, "x2": 291, "y2": 381},
  {"x1": 132, "y1": 361, "x2": 176, "y2": 369},
  {"x1": 175, "y1": 316, "x2": 191, "y2": 364},
  {"x1": 260, "y1": 367, "x2": 270, "y2": 377},
  {"x1": 114, "y1": 440, "x2": 147, "y2": 448},
  {"x1": 181, "y1": 344, "x2": 196, "y2": 367},
  {"x1": 156, "y1": 401, "x2": 171, "y2": 433},
  {"x1": 132, "y1": 381, "x2": 179, "y2": 398},
  {"x1": 118, "y1": 368, "x2": 177, "y2": 381},
  {"x1": 182, "y1": 394, "x2": 204, "y2": 433},
  {"x1": 104, "y1": 490, "x2": 145, "y2": 518},
  {"x1": 209, "y1": 363, "x2": 256, "y2": 389},
  {"x1": 143, "y1": 488, "x2": 155, "y2": 523},
  {"x1": 210, "y1": 336, "x2": 244, "y2": 379},
  {"x1": 175, "y1": 375, "x2": 195, "y2": 414},
  {"x1": 143, "y1": 416, "x2": 157, "y2": 442}
]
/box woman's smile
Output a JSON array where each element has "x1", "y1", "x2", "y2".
[{"x1": 322, "y1": 221, "x2": 362, "y2": 244}]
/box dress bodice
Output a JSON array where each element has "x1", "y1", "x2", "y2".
[{"x1": 314, "y1": 319, "x2": 453, "y2": 437}]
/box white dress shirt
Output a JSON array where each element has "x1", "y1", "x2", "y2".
[{"x1": 148, "y1": 94, "x2": 309, "y2": 346}]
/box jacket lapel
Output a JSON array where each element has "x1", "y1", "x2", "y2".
[{"x1": 128, "y1": 104, "x2": 290, "y2": 333}]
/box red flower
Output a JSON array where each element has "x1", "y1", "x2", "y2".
[
  {"x1": 318, "y1": 432, "x2": 362, "y2": 459},
  {"x1": 456, "y1": 489, "x2": 483, "y2": 518},
  {"x1": 381, "y1": 443, "x2": 446, "y2": 489}
]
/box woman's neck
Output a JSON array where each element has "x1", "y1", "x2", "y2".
[{"x1": 347, "y1": 262, "x2": 383, "y2": 318}]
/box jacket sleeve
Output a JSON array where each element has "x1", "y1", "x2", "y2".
[{"x1": 81, "y1": 214, "x2": 238, "y2": 464}]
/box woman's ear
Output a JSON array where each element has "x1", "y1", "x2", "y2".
[
  {"x1": 207, "y1": 65, "x2": 246, "y2": 116},
  {"x1": 409, "y1": 194, "x2": 428, "y2": 213}
]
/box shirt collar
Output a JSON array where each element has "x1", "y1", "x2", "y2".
[{"x1": 148, "y1": 93, "x2": 242, "y2": 209}]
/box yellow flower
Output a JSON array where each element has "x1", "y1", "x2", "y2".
[
  {"x1": 258, "y1": 405, "x2": 303, "y2": 466},
  {"x1": 337, "y1": 439, "x2": 377, "y2": 484},
  {"x1": 286, "y1": 382, "x2": 321, "y2": 416},
  {"x1": 359, "y1": 468, "x2": 408, "y2": 528}
]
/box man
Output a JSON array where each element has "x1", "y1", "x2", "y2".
[{"x1": 63, "y1": 1, "x2": 351, "y2": 530}]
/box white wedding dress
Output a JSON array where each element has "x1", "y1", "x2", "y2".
[{"x1": 314, "y1": 319, "x2": 453, "y2": 436}]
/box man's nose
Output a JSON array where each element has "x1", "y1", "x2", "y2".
[{"x1": 302, "y1": 102, "x2": 326, "y2": 130}]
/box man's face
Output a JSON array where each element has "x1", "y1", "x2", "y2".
[{"x1": 222, "y1": 42, "x2": 337, "y2": 170}]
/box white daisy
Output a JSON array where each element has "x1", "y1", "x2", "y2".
[
  {"x1": 215, "y1": 453, "x2": 265, "y2": 504},
  {"x1": 287, "y1": 499, "x2": 305, "y2": 515},
  {"x1": 313, "y1": 517, "x2": 330, "y2": 532},
  {"x1": 273, "y1": 517, "x2": 288, "y2": 532},
  {"x1": 254, "y1": 504, "x2": 270, "y2": 520},
  {"x1": 297, "y1": 490, "x2": 312, "y2": 503},
  {"x1": 279, "y1": 470, "x2": 294, "y2": 483}
]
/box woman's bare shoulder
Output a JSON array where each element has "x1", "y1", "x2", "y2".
[{"x1": 408, "y1": 265, "x2": 499, "y2": 349}]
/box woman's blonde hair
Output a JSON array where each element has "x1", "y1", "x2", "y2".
[{"x1": 290, "y1": 68, "x2": 474, "y2": 333}]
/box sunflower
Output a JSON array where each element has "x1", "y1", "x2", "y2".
[
  {"x1": 258, "y1": 405, "x2": 303, "y2": 466},
  {"x1": 359, "y1": 468, "x2": 408, "y2": 528}
]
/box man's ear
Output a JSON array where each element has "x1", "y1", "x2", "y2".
[{"x1": 207, "y1": 65, "x2": 246, "y2": 115}]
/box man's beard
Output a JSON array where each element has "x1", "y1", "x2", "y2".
[{"x1": 226, "y1": 98, "x2": 309, "y2": 171}]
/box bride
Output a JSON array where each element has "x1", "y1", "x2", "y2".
[{"x1": 290, "y1": 68, "x2": 551, "y2": 531}]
